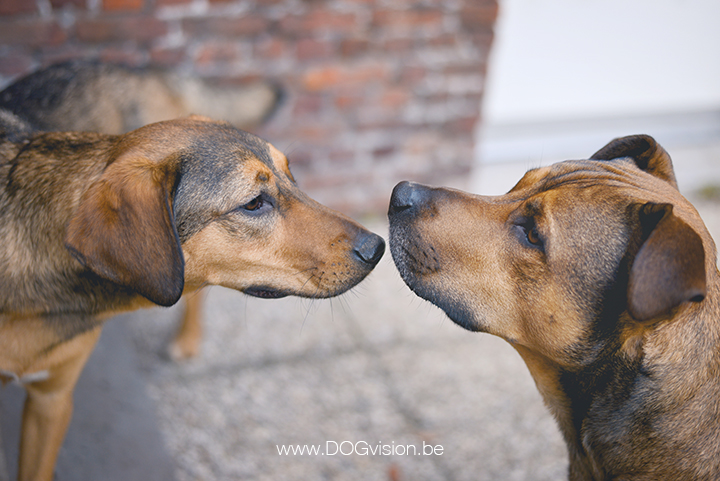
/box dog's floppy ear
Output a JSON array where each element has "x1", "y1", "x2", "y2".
[
  {"x1": 65, "y1": 154, "x2": 184, "y2": 306},
  {"x1": 627, "y1": 203, "x2": 706, "y2": 321},
  {"x1": 590, "y1": 135, "x2": 678, "y2": 189}
]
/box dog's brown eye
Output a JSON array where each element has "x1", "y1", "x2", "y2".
[
  {"x1": 243, "y1": 196, "x2": 263, "y2": 211},
  {"x1": 526, "y1": 226, "x2": 541, "y2": 246}
]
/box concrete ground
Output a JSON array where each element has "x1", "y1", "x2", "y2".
[{"x1": 2, "y1": 141, "x2": 720, "y2": 481}]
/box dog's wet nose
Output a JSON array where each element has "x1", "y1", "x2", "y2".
[
  {"x1": 388, "y1": 181, "x2": 430, "y2": 215},
  {"x1": 353, "y1": 232, "x2": 385, "y2": 266}
]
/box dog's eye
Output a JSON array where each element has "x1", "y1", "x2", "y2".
[
  {"x1": 526, "y1": 226, "x2": 541, "y2": 246},
  {"x1": 242, "y1": 196, "x2": 264, "y2": 212},
  {"x1": 516, "y1": 221, "x2": 543, "y2": 249}
]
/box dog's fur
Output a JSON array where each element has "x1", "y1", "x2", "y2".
[
  {"x1": 0, "y1": 115, "x2": 384, "y2": 481},
  {"x1": 0, "y1": 60, "x2": 284, "y2": 360},
  {"x1": 388, "y1": 135, "x2": 719, "y2": 480},
  {"x1": 0, "y1": 60, "x2": 281, "y2": 135}
]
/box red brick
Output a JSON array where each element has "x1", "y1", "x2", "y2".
[
  {"x1": 340, "y1": 38, "x2": 370, "y2": 58},
  {"x1": 382, "y1": 38, "x2": 412, "y2": 53},
  {"x1": 207, "y1": 74, "x2": 263, "y2": 87},
  {"x1": 0, "y1": 0, "x2": 37, "y2": 16},
  {"x1": 296, "y1": 38, "x2": 334, "y2": 60},
  {"x1": 398, "y1": 66, "x2": 426, "y2": 86},
  {"x1": 444, "y1": 115, "x2": 479, "y2": 135},
  {"x1": 372, "y1": 145, "x2": 396, "y2": 158},
  {"x1": 466, "y1": 30, "x2": 495, "y2": 53},
  {"x1": 39, "y1": 44, "x2": 87, "y2": 66},
  {"x1": 460, "y1": 3, "x2": 499, "y2": 31},
  {"x1": 0, "y1": 53, "x2": 32, "y2": 77},
  {"x1": 0, "y1": 20, "x2": 66, "y2": 47},
  {"x1": 380, "y1": 88, "x2": 410, "y2": 108},
  {"x1": 76, "y1": 17, "x2": 167, "y2": 43},
  {"x1": 303, "y1": 172, "x2": 374, "y2": 190},
  {"x1": 426, "y1": 34, "x2": 458, "y2": 48},
  {"x1": 150, "y1": 46, "x2": 186, "y2": 65},
  {"x1": 103, "y1": 0, "x2": 144, "y2": 12},
  {"x1": 255, "y1": 38, "x2": 285, "y2": 59},
  {"x1": 356, "y1": 117, "x2": 404, "y2": 131},
  {"x1": 302, "y1": 66, "x2": 341, "y2": 92},
  {"x1": 292, "y1": 94, "x2": 324, "y2": 117},
  {"x1": 194, "y1": 41, "x2": 240, "y2": 66},
  {"x1": 443, "y1": 64, "x2": 484, "y2": 75},
  {"x1": 329, "y1": 149, "x2": 354, "y2": 164},
  {"x1": 303, "y1": 63, "x2": 390, "y2": 92},
  {"x1": 50, "y1": 0, "x2": 86, "y2": 8},
  {"x1": 372, "y1": 8, "x2": 443, "y2": 28},
  {"x1": 293, "y1": 124, "x2": 342, "y2": 141},
  {"x1": 155, "y1": 0, "x2": 191, "y2": 5},
  {"x1": 99, "y1": 47, "x2": 147, "y2": 65},
  {"x1": 334, "y1": 93, "x2": 362, "y2": 110},
  {"x1": 280, "y1": 10, "x2": 358, "y2": 35},
  {"x1": 182, "y1": 16, "x2": 269, "y2": 38}
]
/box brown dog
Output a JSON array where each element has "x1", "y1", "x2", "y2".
[
  {"x1": 388, "y1": 135, "x2": 718, "y2": 480},
  {"x1": 0, "y1": 114, "x2": 384, "y2": 481},
  {"x1": 0, "y1": 60, "x2": 284, "y2": 360}
]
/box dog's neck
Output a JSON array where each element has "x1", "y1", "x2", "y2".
[{"x1": 516, "y1": 277, "x2": 720, "y2": 480}]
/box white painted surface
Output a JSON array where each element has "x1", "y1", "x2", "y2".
[
  {"x1": 482, "y1": 0, "x2": 720, "y2": 124},
  {"x1": 472, "y1": 0, "x2": 720, "y2": 195}
]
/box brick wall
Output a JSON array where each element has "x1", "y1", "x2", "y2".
[{"x1": 0, "y1": 0, "x2": 497, "y2": 215}]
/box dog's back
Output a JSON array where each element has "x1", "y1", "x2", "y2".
[{"x1": 0, "y1": 60, "x2": 281, "y2": 135}]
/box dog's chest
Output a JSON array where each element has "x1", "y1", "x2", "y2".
[{"x1": 0, "y1": 315, "x2": 66, "y2": 377}]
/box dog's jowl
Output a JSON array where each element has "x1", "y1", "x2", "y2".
[
  {"x1": 0, "y1": 115, "x2": 384, "y2": 481},
  {"x1": 388, "y1": 135, "x2": 718, "y2": 480}
]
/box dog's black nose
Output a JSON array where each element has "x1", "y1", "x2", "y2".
[
  {"x1": 388, "y1": 181, "x2": 431, "y2": 215},
  {"x1": 353, "y1": 232, "x2": 385, "y2": 265}
]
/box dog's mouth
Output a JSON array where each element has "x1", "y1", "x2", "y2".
[
  {"x1": 244, "y1": 286, "x2": 289, "y2": 299},
  {"x1": 389, "y1": 227, "x2": 481, "y2": 333}
]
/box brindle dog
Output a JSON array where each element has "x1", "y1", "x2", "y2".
[
  {"x1": 388, "y1": 135, "x2": 718, "y2": 480},
  {"x1": 0, "y1": 114, "x2": 384, "y2": 481}
]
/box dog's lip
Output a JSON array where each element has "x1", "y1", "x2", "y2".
[{"x1": 243, "y1": 287, "x2": 289, "y2": 299}]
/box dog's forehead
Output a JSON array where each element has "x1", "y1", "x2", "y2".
[
  {"x1": 510, "y1": 158, "x2": 700, "y2": 229},
  {"x1": 180, "y1": 124, "x2": 290, "y2": 180},
  {"x1": 534, "y1": 160, "x2": 629, "y2": 190},
  {"x1": 513, "y1": 158, "x2": 674, "y2": 199}
]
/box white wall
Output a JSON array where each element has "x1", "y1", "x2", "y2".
[
  {"x1": 472, "y1": 0, "x2": 720, "y2": 195},
  {"x1": 483, "y1": 0, "x2": 720, "y2": 125}
]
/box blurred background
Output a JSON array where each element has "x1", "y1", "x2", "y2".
[
  {"x1": 0, "y1": 0, "x2": 719, "y2": 480},
  {"x1": 474, "y1": 0, "x2": 720, "y2": 196}
]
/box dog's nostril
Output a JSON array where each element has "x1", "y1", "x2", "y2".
[
  {"x1": 389, "y1": 181, "x2": 415, "y2": 214},
  {"x1": 353, "y1": 233, "x2": 386, "y2": 265},
  {"x1": 389, "y1": 181, "x2": 431, "y2": 215}
]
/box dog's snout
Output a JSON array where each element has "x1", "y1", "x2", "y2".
[
  {"x1": 388, "y1": 181, "x2": 431, "y2": 215},
  {"x1": 353, "y1": 232, "x2": 385, "y2": 266}
]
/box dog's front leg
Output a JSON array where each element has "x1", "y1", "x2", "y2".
[
  {"x1": 168, "y1": 292, "x2": 205, "y2": 361},
  {"x1": 18, "y1": 326, "x2": 102, "y2": 481}
]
